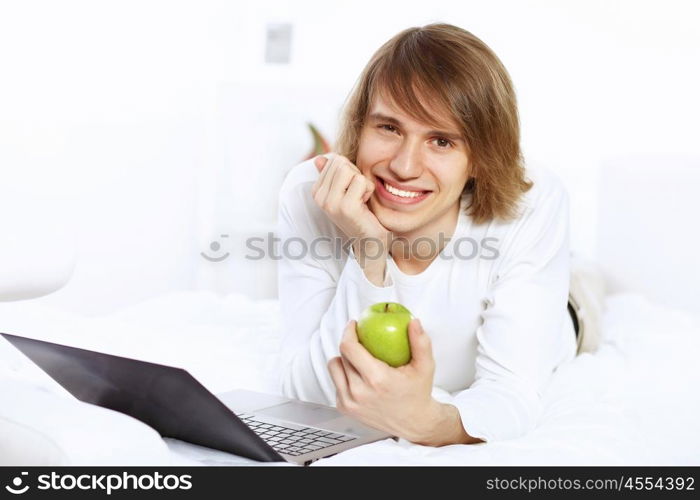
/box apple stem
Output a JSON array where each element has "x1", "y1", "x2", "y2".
[{"x1": 385, "y1": 303, "x2": 389, "y2": 312}]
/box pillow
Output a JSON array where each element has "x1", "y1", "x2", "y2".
[
  {"x1": 0, "y1": 378, "x2": 173, "y2": 466},
  {"x1": 0, "y1": 195, "x2": 76, "y2": 301}
]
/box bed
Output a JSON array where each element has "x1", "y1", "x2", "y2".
[
  {"x1": 2, "y1": 155, "x2": 699, "y2": 465},
  {"x1": 1, "y1": 288, "x2": 698, "y2": 466}
]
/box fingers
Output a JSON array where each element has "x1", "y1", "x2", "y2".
[
  {"x1": 361, "y1": 177, "x2": 375, "y2": 203},
  {"x1": 345, "y1": 173, "x2": 376, "y2": 206},
  {"x1": 311, "y1": 154, "x2": 365, "y2": 211},
  {"x1": 340, "y1": 321, "x2": 369, "y2": 389},
  {"x1": 328, "y1": 356, "x2": 351, "y2": 406},
  {"x1": 330, "y1": 323, "x2": 370, "y2": 407},
  {"x1": 340, "y1": 320, "x2": 384, "y2": 377},
  {"x1": 325, "y1": 165, "x2": 357, "y2": 208},
  {"x1": 314, "y1": 155, "x2": 328, "y2": 173},
  {"x1": 340, "y1": 355, "x2": 364, "y2": 395},
  {"x1": 312, "y1": 154, "x2": 336, "y2": 201},
  {"x1": 345, "y1": 174, "x2": 368, "y2": 205},
  {"x1": 317, "y1": 154, "x2": 335, "y2": 184},
  {"x1": 407, "y1": 318, "x2": 434, "y2": 371}
]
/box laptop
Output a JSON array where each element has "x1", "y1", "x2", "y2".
[{"x1": 0, "y1": 332, "x2": 392, "y2": 466}]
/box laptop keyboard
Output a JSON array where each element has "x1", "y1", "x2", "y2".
[{"x1": 236, "y1": 413, "x2": 357, "y2": 457}]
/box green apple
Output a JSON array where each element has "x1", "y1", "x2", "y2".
[{"x1": 356, "y1": 302, "x2": 413, "y2": 367}]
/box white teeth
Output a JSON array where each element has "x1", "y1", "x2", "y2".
[{"x1": 383, "y1": 181, "x2": 424, "y2": 198}]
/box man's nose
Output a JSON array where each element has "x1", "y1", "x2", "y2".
[{"x1": 388, "y1": 138, "x2": 424, "y2": 179}]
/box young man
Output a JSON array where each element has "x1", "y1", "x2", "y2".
[{"x1": 277, "y1": 23, "x2": 585, "y2": 446}]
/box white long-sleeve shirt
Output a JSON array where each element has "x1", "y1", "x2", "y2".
[{"x1": 276, "y1": 158, "x2": 577, "y2": 442}]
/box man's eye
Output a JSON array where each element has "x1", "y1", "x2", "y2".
[
  {"x1": 378, "y1": 125, "x2": 452, "y2": 149},
  {"x1": 434, "y1": 138, "x2": 453, "y2": 148}
]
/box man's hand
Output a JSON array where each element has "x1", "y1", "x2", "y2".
[
  {"x1": 311, "y1": 154, "x2": 391, "y2": 283},
  {"x1": 327, "y1": 317, "x2": 440, "y2": 442},
  {"x1": 328, "y1": 318, "x2": 484, "y2": 446}
]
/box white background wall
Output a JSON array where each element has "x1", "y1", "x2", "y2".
[{"x1": 1, "y1": 0, "x2": 698, "y2": 315}]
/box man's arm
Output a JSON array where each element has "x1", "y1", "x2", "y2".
[
  {"x1": 277, "y1": 161, "x2": 397, "y2": 405},
  {"x1": 448, "y1": 174, "x2": 572, "y2": 443},
  {"x1": 410, "y1": 401, "x2": 485, "y2": 446}
]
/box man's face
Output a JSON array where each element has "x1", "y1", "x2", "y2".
[{"x1": 356, "y1": 92, "x2": 471, "y2": 237}]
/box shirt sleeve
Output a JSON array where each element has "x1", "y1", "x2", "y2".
[
  {"x1": 276, "y1": 182, "x2": 398, "y2": 406},
  {"x1": 448, "y1": 182, "x2": 572, "y2": 442}
]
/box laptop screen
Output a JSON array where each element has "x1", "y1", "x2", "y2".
[{"x1": 0, "y1": 332, "x2": 283, "y2": 462}]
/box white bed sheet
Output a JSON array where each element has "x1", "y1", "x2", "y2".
[{"x1": 1, "y1": 291, "x2": 698, "y2": 466}]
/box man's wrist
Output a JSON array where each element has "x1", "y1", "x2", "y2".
[
  {"x1": 352, "y1": 238, "x2": 389, "y2": 286},
  {"x1": 411, "y1": 400, "x2": 485, "y2": 446}
]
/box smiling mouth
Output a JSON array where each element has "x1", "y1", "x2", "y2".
[
  {"x1": 380, "y1": 178, "x2": 431, "y2": 198},
  {"x1": 375, "y1": 177, "x2": 432, "y2": 205}
]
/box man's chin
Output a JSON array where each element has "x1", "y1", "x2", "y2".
[
  {"x1": 376, "y1": 215, "x2": 420, "y2": 237},
  {"x1": 371, "y1": 200, "x2": 426, "y2": 234}
]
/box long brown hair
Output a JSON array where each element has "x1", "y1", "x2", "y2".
[{"x1": 335, "y1": 23, "x2": 532, "y2": 224}]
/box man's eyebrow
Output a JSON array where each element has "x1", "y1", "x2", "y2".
[{"x1": 368, "y1": 112, "x2": 463, "y2": 142}]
